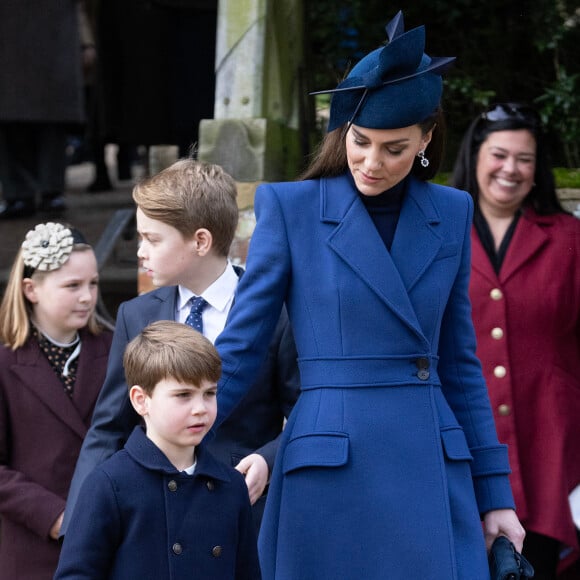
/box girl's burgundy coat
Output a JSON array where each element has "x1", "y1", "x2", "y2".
[
  {"x1": 469, "y1": 208, "x2": 580, "y2": 556},
  {"x1": 0, "y1": 329, "x2": 111, "y2": 580}
]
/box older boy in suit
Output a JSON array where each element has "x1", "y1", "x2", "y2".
[{"x1": 61, "y1": 160, "x2": 299, "y2": 536}]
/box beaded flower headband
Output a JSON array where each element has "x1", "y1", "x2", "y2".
[{"x1": 22, "y1": 222, "x2": 87, "y2": 274}]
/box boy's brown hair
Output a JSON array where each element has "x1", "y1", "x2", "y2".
[
  {"x1": 123, "y1": 321, "x2": 221, "y2": 395},
  {"x1": 132, "y1": 159, "x2": 239, "y2": 257}
]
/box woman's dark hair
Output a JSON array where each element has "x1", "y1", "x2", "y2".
[
  {"x1": 300, "y1": 109, "x2": 446, "y2": 182},
  {"x1": 450, "y1": 104, "x2": 566, "y2": 215}
]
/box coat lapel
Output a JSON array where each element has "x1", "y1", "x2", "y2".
[
  {"x1": 471, "y1": 229, "x2": 498, "y2": 285},
  {"x1": 499, "y1": 212, "x2": 551, "y2": 283},
  {"x1": 145, "y1": 285, "x2": 178, "y2": 322},
  {"x1": 470, "y1": 211, "x2": 552, "y2": 285},
  {"x1": 12, "y1": 340, "x2": 88, "y2": 439},
  {"x1": 71, "y1": 331, "x2": 110, "y2": 424},
  {"x1": 390, "y1": 179, "x2": 443, "y2": 292},
  {"x1": 323, "y1": 175, "x2": 437, "y2": 342}
]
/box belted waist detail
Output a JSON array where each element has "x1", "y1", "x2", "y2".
[{"x1": 298, "y1": 355, "x2": 440, "y2": 390}]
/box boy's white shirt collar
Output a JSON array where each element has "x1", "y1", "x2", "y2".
[
  {"x1": 177, "y1": 261, "x2": 238, "y2": 313},
  {"x1": 183, "y1": 460, "x2": 197, "y2": 475}
]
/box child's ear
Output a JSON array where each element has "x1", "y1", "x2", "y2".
[
  {"x1": 22, "y1": 278, "x2": 39, "y2": 304},
  {"x1": 193, "y1": 228, "x2": 213, "y2": 256},
  {"x1": 129, "y1": 385, "x2": 149, "y2": 416}
]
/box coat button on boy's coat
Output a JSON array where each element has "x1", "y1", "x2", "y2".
[
  {"x1": 172, "y1": 543, "x2": 183, "y2": 555},
  {"x1": 212, "y1": 546, "x2": 223, "y2": 557},
  {"x1": 206, "y1": 480, "x2": 215, "y2": 491},
  {"x1": 167, "y1": 480, "x2": 177, "y2": 491}
]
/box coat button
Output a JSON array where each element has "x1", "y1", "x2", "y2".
[
  {"x1": 206, "y1": 480, "x2": 215, "y2": 491},
  {"x1": 493, "y1": 365, "x2": 507, "y2": 378},
  {"x1": 491, "y1": 327, "x2": 504, "y2": 340},
  {"x1": 490, "y1": 288, "x2": 503, "y2": 300},
  {"x1": 168, "y1": 480, "x2": 178, "y2": 492},
  {"x1": 172, "y1": 543, "x2": 183, "y2": 555},
  {"x1": 498, "y1": 404, "x2": 511, "y2": 416},
  {"x1": 416, "y1": 358, "x2": 430, "y2": 381},
  {"x1": 212, "y1": 546, "x2": 223, "y2": 558}
]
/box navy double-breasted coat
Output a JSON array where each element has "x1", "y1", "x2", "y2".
[
  {"x1": 55, "y1": 426, "x2": 260, "y2": 579},
  {"x1": 62, "y1": 277, "x2": 299, "y2": 536},
  {"x1": 215, "y1": 174, "x2": 515, "y2": 579}
]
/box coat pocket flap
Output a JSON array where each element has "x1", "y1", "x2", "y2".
[
  {"x1": 283, "y1": 432, "x2": 349, "y2": 474},
  {"x1": 440, "y1": 427, "x2": 473, "y2": 461}
]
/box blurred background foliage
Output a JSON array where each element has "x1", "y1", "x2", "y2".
[{"x1": 303, "y1": 1, "x2": 580, "y2": 172}]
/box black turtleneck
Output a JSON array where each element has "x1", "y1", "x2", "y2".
[
  {"x1": 357, "y1": 177, "x2": 407, "y2": 251},
  {"x1": 473, "y1": 205, "x2": 522, "y2": 274}
]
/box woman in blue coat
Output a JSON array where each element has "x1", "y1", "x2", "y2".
[{"x1": 215, "y1": 12, "x2": 524, "y2": 579}]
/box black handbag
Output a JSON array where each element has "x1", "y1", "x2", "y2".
[{"x1": 489, "y1": 536, "x2": 535, "y2": 580}]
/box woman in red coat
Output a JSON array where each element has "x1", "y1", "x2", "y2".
[
  {"x1": 451, "y1": 104, "x2": 580, "y2": 579},
  {"x1": 0, "y1": 223, "x2": 112, "y2": 579}
]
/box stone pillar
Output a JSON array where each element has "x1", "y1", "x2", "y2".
[
  {"x1": 198, "y1": 0, "x2": 305, "y2": 183},
  {"x1": 138, "y1": 1, "x2": 306, "y2": 294}
]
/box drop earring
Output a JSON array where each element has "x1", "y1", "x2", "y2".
[{"x1": 418, "y1": 150, "x2": 429, "y2": 168}]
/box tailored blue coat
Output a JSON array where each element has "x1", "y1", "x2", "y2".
[
  {"x1": 55, "y1": 426, "x2": 261, "y2": 580},
  {"x1": 215, "y1": 174, "x2": 516, "y2": 580}
]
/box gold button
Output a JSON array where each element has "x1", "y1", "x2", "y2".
[
  {"x1": 491, "y1": 327, "x2": 504, "y2": 340},
  {"x1": 498, "y1": 404, "x2": 511, "y2": 416},
  {"x1": 212, "y1": 545, "x2": 223, "y2": 558},
  {"x1": 490, "y1": 288, "x2": 503, "y2": 300},
  {"x1": 168, "y1": 480, "x2": 177, "y2": 492},
  {"x1": 494, "y1": 365, "x2": 507, "y2": 378}
]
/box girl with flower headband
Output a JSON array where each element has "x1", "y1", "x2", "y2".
[
  {"x1": 213, "y1": 11, "x2": 525, "y2": 579},
  {"x1": 0, "y1": 222, "x2": 112, "y2": 579}
]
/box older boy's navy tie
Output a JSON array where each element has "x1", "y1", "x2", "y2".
[{"x1": 185, "y1": 296, "x2": 207, "y2": 334}]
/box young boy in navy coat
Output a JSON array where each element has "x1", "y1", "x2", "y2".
[
  {"x1": 55, "y1": 321, "x2": 261, "y2": 579},
  {"x1": 61, "y1": 159, "x2": 300, "y2": 536}
]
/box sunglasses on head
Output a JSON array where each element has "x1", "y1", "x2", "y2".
[{"x1": 480, "y1": 103, "x2": 542, "y2": 126}]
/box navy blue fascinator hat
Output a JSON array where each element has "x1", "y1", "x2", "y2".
[{"x1": 314, "y1": 11, "x2": 455, "y2": 132}]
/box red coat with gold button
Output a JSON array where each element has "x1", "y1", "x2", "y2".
[{"x1": 469, "y1": 207, "x2": 580, "y2": 556}]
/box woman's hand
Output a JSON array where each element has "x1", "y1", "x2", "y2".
[{"x1": 483, "y1": 509, "x2": 525, "y2": 552}]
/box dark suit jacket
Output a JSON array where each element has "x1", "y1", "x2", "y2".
[
  {"x1": 62, "y1": 282, "x2": 300, "y2": 536},
  {"x1": 0, "y1": 329, "x2": 112, "y2": 580}
]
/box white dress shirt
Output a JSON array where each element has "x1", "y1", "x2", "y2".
[{"x1": 176, "y1": 262, "x2": 238, "y2": 344}]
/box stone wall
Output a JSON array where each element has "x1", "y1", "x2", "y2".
[
  {"x1": 559, "y1": 188, "x2": 580, "y2": 215},
  {"x1": 198, "y1": 0, "x2": 306, "y2": 182}
]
